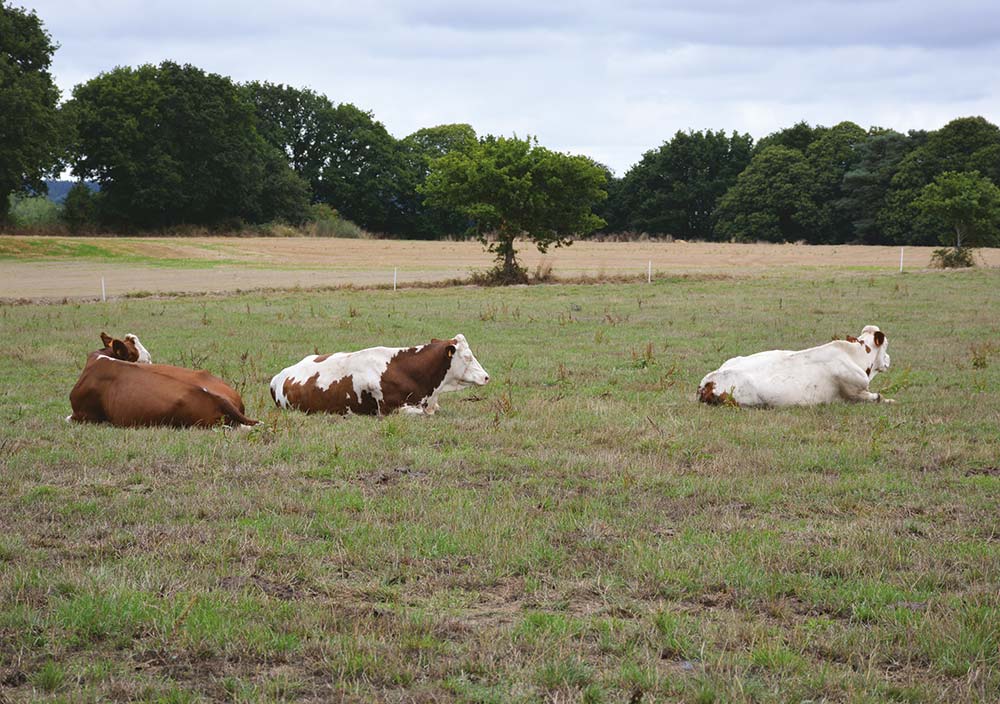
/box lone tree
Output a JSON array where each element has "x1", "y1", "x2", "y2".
[
  {"x1": 0, "y1": 1, "x2": 62, "y2": 223},
  {"x1": 421, "y1": 135, "x2": 607, "y2": 283},
  {"x1": 913, "y1": 170, "x2": 1000, "y2": 266}
]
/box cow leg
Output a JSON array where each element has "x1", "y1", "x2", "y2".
[
  {"x1": 399, "y1": 405, "x2": 428, "y2": 415},
  {"x1": 852, "y1": 389, "x2": 895, "y2": 404},
  {"x1": 841, "y1": 370, "x2": 895, "y2": 404}
]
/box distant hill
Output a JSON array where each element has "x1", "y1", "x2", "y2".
[{"x1": 43, "y1": 180, "x2": 100, "y2": 204}]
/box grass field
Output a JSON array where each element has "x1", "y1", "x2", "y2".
[{"x1": 1, "y1": 267, "x2": 999, "y2": 702}]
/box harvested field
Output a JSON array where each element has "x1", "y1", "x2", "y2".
[{"x1": 2, "y1": 236, "x2": 997, "y2": 300}]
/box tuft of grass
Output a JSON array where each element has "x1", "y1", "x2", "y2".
[
  {"x1": 31, "y1": 660, "x2": 66, "y2": 693},
  {"x1": 537, "y1": 656, "x2": 593, "y2": 690}
]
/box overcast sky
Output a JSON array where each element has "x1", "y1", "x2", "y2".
[{"x1": 22, "y1": 0, "x2": 1000, "y2": 175}]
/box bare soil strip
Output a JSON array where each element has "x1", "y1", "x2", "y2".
[{"x1": 2, "y1": 236, "x2": 997, "y2": 300}]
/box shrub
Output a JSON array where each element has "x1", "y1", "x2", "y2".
[
  {"x1": 469, "y1": 263, "x2": 529, "y2": 286},
  {"x1": 9, "y1": 194, "x2": 61, "y2": 229},
  {"x1": 304, "y1": 203, "x2": 368, "y2": 238},
  {"x1": 930, "y1": 247, "x2": 975, "y2": 268}
]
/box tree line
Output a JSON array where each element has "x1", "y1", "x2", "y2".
[{"x1": 3, "y1": 1, "x2": 999, "y2": 267}]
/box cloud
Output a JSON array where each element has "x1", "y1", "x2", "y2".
[{"x1": 23, "y1": 0, "x2": 1000, "y2": 174}]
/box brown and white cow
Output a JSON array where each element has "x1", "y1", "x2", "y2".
[
  {"x1": 68, "y1": 333, "x2": 257, "y2": 428},
  {"x1": 269, "y1": 334, "x2": 490, "y2": 415},
  {"x1": 698, "y1": 325, "x2": 893, "y2": 408}
]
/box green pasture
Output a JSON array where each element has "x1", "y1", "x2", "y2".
[
  {"x1": 1, "y1": 270, "x2": 998, "y2": 702},
  {"x1": 0, "y1": 238, "x2": 242, "y2": 269}
]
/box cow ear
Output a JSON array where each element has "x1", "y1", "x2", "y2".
[
  {"x1": 874, "y1": 331, "x2": 885, "y2": 347},
  {"x1": 100, "y1": 332, "x2": 113, "y2": 348},
  {"x1": 446, "y1": 344, "x2": 456, "y2": 359},
  {"x1": 111, "y1": 339, "x2": 130, "y2": 360}
]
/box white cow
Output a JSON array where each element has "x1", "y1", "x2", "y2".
[{"x1": 698, "y1": 325, "x2": 893, "y2": 407}]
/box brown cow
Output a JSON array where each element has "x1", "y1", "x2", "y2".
[{"x1": 68, "y1": 333, "x2": 257, "y2": 428}]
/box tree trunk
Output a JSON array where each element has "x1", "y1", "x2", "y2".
[
  {"x1": 503, "y1": 245, "x2": 516, "y2": 277},
  {"x1": 955, "y1": 224, "x2": 963, "y2": 251},
  {"x1": 497, "y1": 234, "x2": 519, "y2": 281}
]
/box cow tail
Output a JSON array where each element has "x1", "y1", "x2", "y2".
[{"x1": 204, "y1": 389, "x2": 259, "y2": 427}]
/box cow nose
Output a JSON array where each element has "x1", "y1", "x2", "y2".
[{"x1": 485, "y1": 375, "x2": 490, "y2": 383}]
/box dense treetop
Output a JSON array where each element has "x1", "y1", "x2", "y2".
[
  {"x1": 2, "y1": 4, "x2": 999, "y2": 249},
  {"x1": 0, "y1": 1, "x2": 62, "y2": 223}
]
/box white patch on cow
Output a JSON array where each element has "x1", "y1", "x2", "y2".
[
  {"x1": 125, "y1": 333, "x2": 152, "y2": 363},
  {"x1": 270, "y1": 347, "x2": 406, "y2": 409},
  {"x1": 439, "y1": 334, "x2": 490, "y2": 391},
  {"x1": 698, "y1": 325, "x2": 892, "y2": 407},
  {"x1": 422, "y1": 334, "x2": 490, "y2": 411}
]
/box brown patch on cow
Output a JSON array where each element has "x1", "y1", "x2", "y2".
[
  {"x1": 378, "y1": 342, "x2": 455, "y2": 412},
  {"x1": 313, "y1": 353, "x2": 332, "y2": 363},
  {"x1": 98, "y1": 332, "x2": 140, "y2": 361},
  {"x1": 112, "y1": 339, "x2": 132, "y2": 360},
  {"x1": 698, "y1": 381, "x2": 718, "y2": 404},
  {"x1": 698, "y1": 381, "x2": 738, "y2": 407},
  {"x1": 865, "y1": 366, "x2": 872, "y2": 377},
  {"x1": 282, "y1": 372, "x2": 379, "y2": 415},
  {"x1": 846, "y1": 335, "x2": 859, "y2": 343},
  {"x1": 865, "y1": 344, "x2": 871, "y2": 353}
]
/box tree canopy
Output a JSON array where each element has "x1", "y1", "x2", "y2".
[
  {"x1": 606, "y1": 129, "x2": 753, "y2": 239},
  {"x1": 421, "y1": 135, "x2": 607, "y2": 282},
  {"x1": 396, "y1": 124, "x2": 479, "y2": 238},
  {"x1": 0, "y1": 1, "x2": 62, "y2": 222},
  {"x1": 913, "y1": 171, "x2": 1000, "y2": 250},
  {"x1": 883, "y1": 117, "x2": 1000, "y2": 245},
  {"x1": 66, "y1": 62, "x2": 309, "y2": 228},
  {"x1": 713, "y1": 146, "x2": 818, "y2": 242}
]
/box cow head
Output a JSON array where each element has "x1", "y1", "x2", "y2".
[
  {"x1": 99, "y1": 332, "x2": 152, "y2": 363},
  {"x1": 439, "y1": 334, "x2": 490, "y2": 390},
  {"x1": 858, "y1": 325, "x2": 890, "y2": 375}
]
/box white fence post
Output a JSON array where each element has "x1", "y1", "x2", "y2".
[
  {"x1": 899, "y1": 247, "x2": 904, "y2": 273},
  {"x1": 101, "y1": 277, "x2": 106, "y2": 302},
  {"x1": 647, "y1": 260, "x2": 652, "y2": 283},
  {"x1": 393, "y1": 268, "x2": 397, "y2": 291}
]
